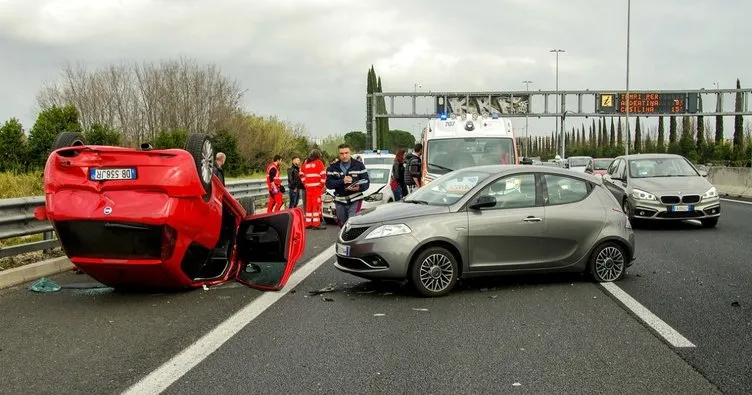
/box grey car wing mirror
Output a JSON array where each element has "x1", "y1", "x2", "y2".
[{"x1": 469, "y1": 195, "x2": 496, "y2": 210}]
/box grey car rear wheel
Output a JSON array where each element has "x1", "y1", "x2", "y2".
[
  {"x1": 589, "y1": 242, "x2": 627, "y2": 282},
  {"x1": 409, "y1": 246, "x2": 458, "y2": 297}
]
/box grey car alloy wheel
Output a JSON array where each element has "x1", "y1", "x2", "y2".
[
  {"x1": 410, "y1": 246, "x2": 458, "y2": 297},
  {"x1": 592, "y1": 243, "x2": 626, "y2": 282},
  {"x1": 420, "y1": 253, "x2": 454, "y2": 292}
]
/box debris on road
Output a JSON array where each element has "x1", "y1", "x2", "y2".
[
  {"x1": 731, "y1": 301, "x2": 740, "y2": 307},
  {"x1": 512, "y1": 382, "x2": 522, "y2": 387},
  {"x1": 60, "y1": 282, "x2": 109, "y2": 289},
  {"x1": 29, "y1": 277, "x2": 61, "y2": 293},
  {"x1": 412, "y1": 308, "x2": 429, "y2": 312},
  {"x1": 309, "y1": 284, "x2": 337, "y2": 295},
  {"x1": 323, "y1": 297, "x2": 334, "y2": 302},
  {"x1": 373, "y1": 313, "x2": 385, "y2": 317}
]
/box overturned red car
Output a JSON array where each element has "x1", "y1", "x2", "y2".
[{"x1": 35, "y1": 131, "x2": 306, "y2": 291}]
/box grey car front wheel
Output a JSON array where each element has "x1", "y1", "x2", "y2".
[
  {"x1": 589, "y1": 242, "x2": 627, "y2": 282},
  {"x1": 409, "y1": 246, "x2": 458, "y2": 297}
]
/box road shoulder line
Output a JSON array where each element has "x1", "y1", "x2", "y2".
[
  {"x1": 121, "y1": 243, "x2": 336, "y2": 395},
  {"x1": 600, "y1": 282, "x2": 696, "y2": 348},
  {"x1": 720, "y1": 197, "x2": 752, "y2": 205}
]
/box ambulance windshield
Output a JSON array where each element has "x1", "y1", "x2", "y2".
[{"x1": 426, "y1": 137, "x2": 515, "y2": 175}]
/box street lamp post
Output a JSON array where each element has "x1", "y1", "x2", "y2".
[
  {"x1": 550, "y1": 49, "x2": 565, "y2": 159},
  {"x1": 522, "y1": 80, "x2": 533, "y2": 157},
  {"x1": 413, "y1": 83, "x2": 422, "y2": 136},
  {"x1": 624, "y1": 0, "x2": 631, "y2": 155}
]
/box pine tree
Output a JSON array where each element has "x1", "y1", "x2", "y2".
[
  {"x1": 733, "y1": 78, "x2": 744, "y2": 158},
  {"x1": 375, "y1": 76, "x2": 390, "y2": 149},
  {"x1": 634, "y1": 118, "x2": 642, "y2": 153},
  {"x1": 580, "y1": 127, "x2": 586, "y2": 148},
  {"x1": 657, "y1": 116, "x2": 666, "y2": 152},
  {"x1": 696, "y1": 114, "x2": 705, "y2": 156},
  {"x1": 669, "y1": 116, "x2": 677, "y2": 143},
  {"x1": 617, "y1": 117, "x2": 623, "y2": 147},
  {"x1": 366, "y1": 66, "x2": 375, "y2": 149},
  {"x1": 610, "y1": 118, "x2": 616, "y2": 147},
  {"x1": 715, "y1": 113, "x2": 724, "y2": 144}
]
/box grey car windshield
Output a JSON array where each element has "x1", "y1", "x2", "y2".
[
  {"x1": 405, "y1": 170, "x2": 491, "y2": 206},
  {"x1": 569, "y1": 158, "x2": 591, "y2": 167},
  {"x1": 628, "y1": 157, "x2": 699, "y2": 178},
  {"x1": 367, "y1": 168, "x2": 390, "y2": 184},
  {"x1": 426, "y1": 137, "x2": 515, "y2": 175}
]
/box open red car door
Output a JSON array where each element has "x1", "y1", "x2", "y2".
[{"x1": 235, "y1": 208, "x2": 306, "y2": 291}]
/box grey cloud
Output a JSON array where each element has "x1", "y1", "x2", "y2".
[{"x1": 1, "y1": 0, "x2": 751, "y2": 140}]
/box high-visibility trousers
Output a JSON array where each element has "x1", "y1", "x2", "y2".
[
  {"x1": 304, "y1": 187, "x2": 323, "y2": 227},
  {"x1": 267, "y1": 190, "x2": 283, "y2": 213}
]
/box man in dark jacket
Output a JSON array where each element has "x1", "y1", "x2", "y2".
[
  {"x1": 403, "y1": 143, "x2": 423, "y2": 193},
  {"x1": 214, "y1": 152, "x2": 226, "y2": 185},
  {"x1": 325, "y1": 143, "x2": 370, "y2": 227},
  {"x1": 287, "y1": 155, "x2": 303, "y2": 208}
]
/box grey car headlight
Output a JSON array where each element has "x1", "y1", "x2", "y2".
[
  {"x1": 631, "y1": 188, "x2": 656, "y2": 201},
  {"x1": 364, "y1": 224, "x2": 411, "y2": 240},
  {"x1": 365, "y1": 193, "x2": 383, "y2": 202},
  {"x1": 702, "y1": 186, "x2": 718, "y2": 200}
]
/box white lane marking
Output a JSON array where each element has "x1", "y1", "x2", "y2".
[
  {"x1": 122, "y1": 244, "x2": 336, "y2": 395},
  {"x1": 721, "y1": 197, "x2": 752, "y2": 205},
  {"x1": 600, "y1": 282, "x2": 696, "y2": 348}
]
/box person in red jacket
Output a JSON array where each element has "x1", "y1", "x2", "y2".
[
  {"x1": 300, "y1": 149, "x2": 327, "y2": 229},
  {"x1": 266, "y1": 155, "x2": 284, "y2": 212}
]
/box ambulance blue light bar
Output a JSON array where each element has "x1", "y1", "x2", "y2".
[{"x1": 439, "y1": 113, "x2": 448, "y2": 120}]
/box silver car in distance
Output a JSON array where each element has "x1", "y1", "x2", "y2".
[{"x1": 334, "y1": 165, "x2": 636, "y2": 297}]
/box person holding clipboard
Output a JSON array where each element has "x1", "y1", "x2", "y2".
[{"x1": 325, "y1": 143, "x2": 370, "y2": 228}]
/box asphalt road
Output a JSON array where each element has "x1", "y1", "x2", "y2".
[
  {"x1": 2, "y1": 200, "x2": 751, "y2": 394},
  {"x1": 0, "y1": 226, "x2": 336, "y2": 395},
  {"x1": 617, "y1": 198, "x2": 752, "y2": 395}
]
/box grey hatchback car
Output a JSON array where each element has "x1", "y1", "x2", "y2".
[
  {"x1": 601, "y1": 153, "x2": 721, "y2": 228},
  {"x1": 334, "y1": 165, "x2": 636, "y2": 297}
]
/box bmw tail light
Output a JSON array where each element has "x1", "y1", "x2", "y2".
[{"x1": 161, "y1": 225, "x2": 177, "y2": 261}]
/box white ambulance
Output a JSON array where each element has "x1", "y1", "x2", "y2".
[{"x1": 420, "y1": 113, "x2": 519, "y2": 185}]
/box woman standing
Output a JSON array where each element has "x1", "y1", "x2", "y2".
[{"x1": 390, "y1": 148, "x2": 407, "y2": 201}]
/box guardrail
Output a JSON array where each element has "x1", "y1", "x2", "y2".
[{"x1": 0, "y1": 178, "x2": 287, "y2": 260}]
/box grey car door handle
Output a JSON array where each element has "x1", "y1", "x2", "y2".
[{"x1": 523, "y1": 216, "x2": 542, "y2": 222}]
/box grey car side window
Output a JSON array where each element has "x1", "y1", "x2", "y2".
[
  {"x1": 616, "y1": 160, "x2": 627, "y2": 179},
  {"x1": 477, "y1": 174, "x2": 537, "y2": 210},
  {"x1": 544, "y1": 174, "x2": 590, "y2": 205}
]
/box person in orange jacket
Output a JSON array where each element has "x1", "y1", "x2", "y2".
[
  {"x1": 299, "y1": 149, "x2": 327, "y2": 229},
  {"x1": 265, "y1": 154, "x2": 284, "y2": 212}
]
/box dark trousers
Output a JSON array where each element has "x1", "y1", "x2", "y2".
[{"x1": 289, "y1": 189, "x2": 300, "y2": 208}]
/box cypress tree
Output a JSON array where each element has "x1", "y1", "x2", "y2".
[
  {"x1": 657, "y1": 116, "x2": 665, "y2": 152},
  {"x1": 617, "y1": 117, "x2": 623, "y2": 147},
  {"x1": 634, "y1": 118, "x2": 642, "y2": 153}
]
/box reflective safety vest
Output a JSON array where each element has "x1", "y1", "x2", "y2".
[
  {"x1": 265, "y1": 162, "x2": 281, "y2": 191},
  {"x1": 301, "y1": 159, "x2": 326, "y2": 189}
]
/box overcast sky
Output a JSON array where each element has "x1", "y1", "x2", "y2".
[{"x1": 1, "y1": 0, "x2": 750, "y2": 141}]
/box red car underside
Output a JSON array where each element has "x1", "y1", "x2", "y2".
[{"x1": 42, "y1": 145, "x2": 238, "y2": 288}]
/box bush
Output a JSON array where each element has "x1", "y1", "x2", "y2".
[{"x1": 0, "y1": 171, "x2": 44, "y2": 198}]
